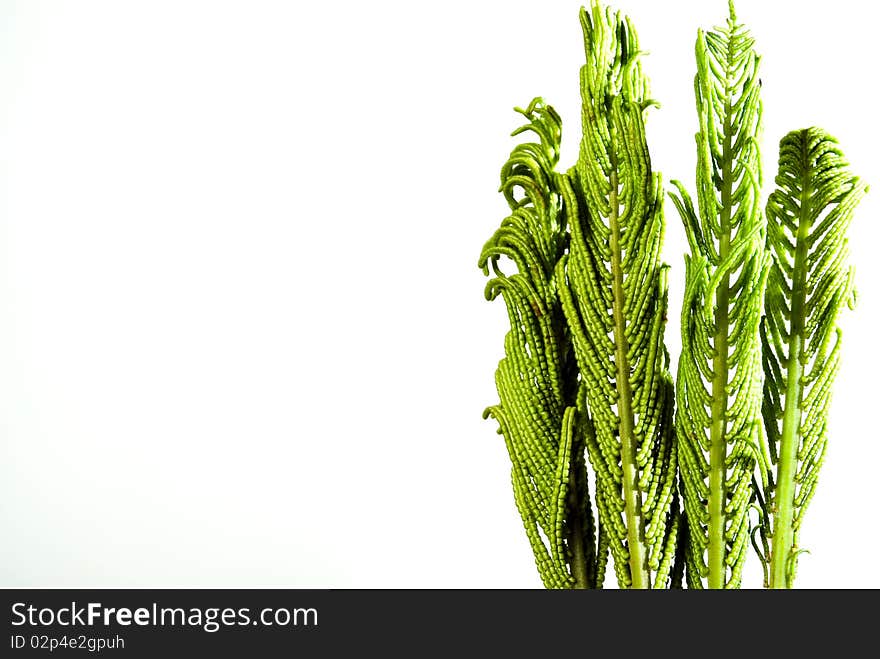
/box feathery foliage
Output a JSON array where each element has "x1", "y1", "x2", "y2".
[
  {"x1": 755, "y1": 128, "x2": 867, "y2": 588},
  {"x1": 480, "y1": 99, "x2": 597, "y2": 589},
  {"x1": 480, "y1": 0, "x2": 864, "y2": 591},
  {"x1": 669, "y1": 2, "x2": 768, "y2": 589},
  {"x1": 555, "y1": 3, "x2": 678, "y2": 589}
]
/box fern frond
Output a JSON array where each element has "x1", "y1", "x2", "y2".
[
  {"x1": 480, "y1": 98, "x2": 597, "y2": 588},
  {"x1": 669, "y1": 3, "x2": 768, "y2": 589},
  {"x1": 760, "y1": 128, "x2": 866, "y2": 588},
  {"x1": 556, "y1": 2, "x2": 677, "y2": 589}
]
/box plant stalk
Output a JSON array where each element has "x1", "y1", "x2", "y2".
[
  {"x1": 769, "y1": 135, "x2": 811, "y2": 589},
  {"x1": 707, "y1": 53, "x2": 736, "y2": 590},
  {"x1": 567, "y1": 465, "x2": 591, "y2": 589},
  {"x1": 609, "y1": 154, "x2": 650, "y2": 589}
]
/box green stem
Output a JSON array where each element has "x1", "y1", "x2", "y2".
[
  {"x1": 708, "y1": 217, "x2": 731, "y2": 589},
  {"x1": 608, "y1": 155, "x2": 650, "y2": 590},
  {"x1": 567, "y1": 465, "x2": 590, "y2": 589},
  {"x1": 707, "y1": 54, "x2": 736, "y2": 590},
  {"x1": 769, "y1": 132, "x2": 811, "y2": 589}
]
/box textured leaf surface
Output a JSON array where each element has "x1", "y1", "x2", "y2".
[
  {"x1": 556, "y1": 3, "x2": 678, "y2": 589},
  {"x1": 758, "y1": 128, "x2": 866, "y2": 588},
  {"x1": 480, "y1": 99, "x2": 596, "y2": 589},
  {"x1": 670, "y1": 3, "x2": 767, "y2": 589}
]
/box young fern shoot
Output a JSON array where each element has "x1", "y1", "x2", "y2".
[
  {"x1": 669, "y1": 2, "x2": 768, "y2": 589},
  {"x1": 480, "y1": 100, "x2": 598, "y2": 589},
  {"x1": 757, "y1": 129, "x2": 867, "y2": 588},
  {"x1": 556, "y1": 2, "x2": 678, "y2": 589}
]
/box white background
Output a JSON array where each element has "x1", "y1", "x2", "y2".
[{"x1": 1, "y1": 0, "x2": 877, "y2": 588}]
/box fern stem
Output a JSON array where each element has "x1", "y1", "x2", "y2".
[
  {"x1": 567, "y1": 467, "x2": 591, "y2": 589},
  {"x1": 708, "y1": 315, "x2": 729, "y2": 589},
  {"x1": 609, "y1": 158, "x2": 650, "y2": 590},
  {"x1": 707, "y1": 64, "x2": 736, "y2": 590},
  {"x1": 707, "y1": 225, "x2": 730, "y2": 587},
  {"x1": 769, "y1": 136, "x2": 811, "y2": 589}
]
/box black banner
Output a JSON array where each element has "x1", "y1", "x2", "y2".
[{"x1": 0, "y1": 589, "x2": 871, "y2": 656}]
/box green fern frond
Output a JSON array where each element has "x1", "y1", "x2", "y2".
[
  {"x1": 760, "y1": 128, "x2": 867, "y2": 588},
  {"x1": 669, "y1": 3, "x2": 768, "y2": 589},
  {"x1": 480, "y1": 98, "x2": 597, "y2": 589},
  {"x1": 555, "y1": 2, "x2": 678, "y2": 589}
]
